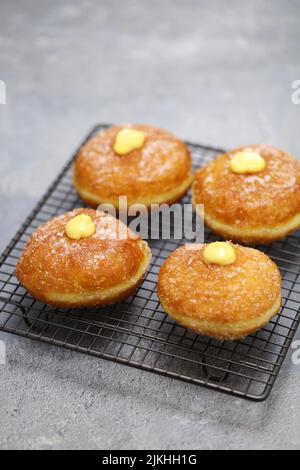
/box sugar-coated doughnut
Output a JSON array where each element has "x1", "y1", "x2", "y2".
[
  {"x1": 16, "y1": 208, "x2": 152, "y2": 308},
  {"x1": 157, "y1": 242, "x2": 282, "y2": 340},
  {"x1": 73, "y1": 124, "x2": 193, "y2": 208},
  {"x1": 192, "y1": 145, "x2": 300, "y2": 244}
]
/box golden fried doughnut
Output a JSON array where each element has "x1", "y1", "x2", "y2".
[
  {"x1": 157, "y1": 242, "x2": 282, "y2": 340},
  {"x1": 73, "y1": 124, "x2": 193, "y2": 208},
  {"x1": 16, "y1": 208, "x2": 151, "y2": 308},
  {"x1": 192, "y1": 145, "x2": 300, "y2": 244}
]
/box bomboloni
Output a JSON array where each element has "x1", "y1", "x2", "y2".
[
  {"x1": 16, "y1": 208, "x2": 152, "y2": 308},
  {"x1": 192, "y1": 145, "x2": 300, "y2": 244},
  {"x1": 73, "y1": 124, "x2": 193, "y2": 209},
  {"x1": 158, "y1": 242, "x2": 282, "y2": 340}
]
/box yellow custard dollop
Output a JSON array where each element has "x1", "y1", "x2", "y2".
[
  {"x1": 66, "y1": 214, "x2": 96, "y2": 240},
  {"x1": 203, "y1": 242, "x2": 236, "y2": 266},
  {"x1": 113, "y1": 129, "x2": 146, "y2": 156},
  {"x1": 229, "y1": 151, "x2": 266, "y2": 174}
]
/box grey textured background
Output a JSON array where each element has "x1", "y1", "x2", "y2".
[{"x1": 1, "y1": 0, "x2": 300, "y2": 450}]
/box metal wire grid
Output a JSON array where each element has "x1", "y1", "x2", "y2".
[{"x1": 0, "y1": 124, "x2": 300, "y2": 401}]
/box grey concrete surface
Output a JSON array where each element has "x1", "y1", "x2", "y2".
[{"x1": 0, "y1": 0, "x2": 300, "y2": 450}]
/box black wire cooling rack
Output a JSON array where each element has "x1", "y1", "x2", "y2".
[{"x1": 1, "y1": 124, "x2": 300, "y2": 401}]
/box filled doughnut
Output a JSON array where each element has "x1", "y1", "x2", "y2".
[
  {"x1": 73, "y1": 124, "x2": 193, "y2": 208},
  {"x1": 16, "y1": 208, "x2": 152, "y2": 308},
  {"x1": 157, "y1": 242, "x2": 282, "y2": 340},
  {"x1": 192, "y1": 145, "x2": 300, "y2": 244}
]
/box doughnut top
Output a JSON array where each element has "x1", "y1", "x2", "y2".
[
  {"x1": 74, "y1": 124, "x2": 192, "y2": 205},
  {"x1": 193, "y1": 145, "x2": 300, "y2": 228},
  {"x1": 16, "y1": 208, "x2": 151, "y2": 300},
  {"x1": 158, "y1": 243, "x2": 281, "y2": 323}
]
